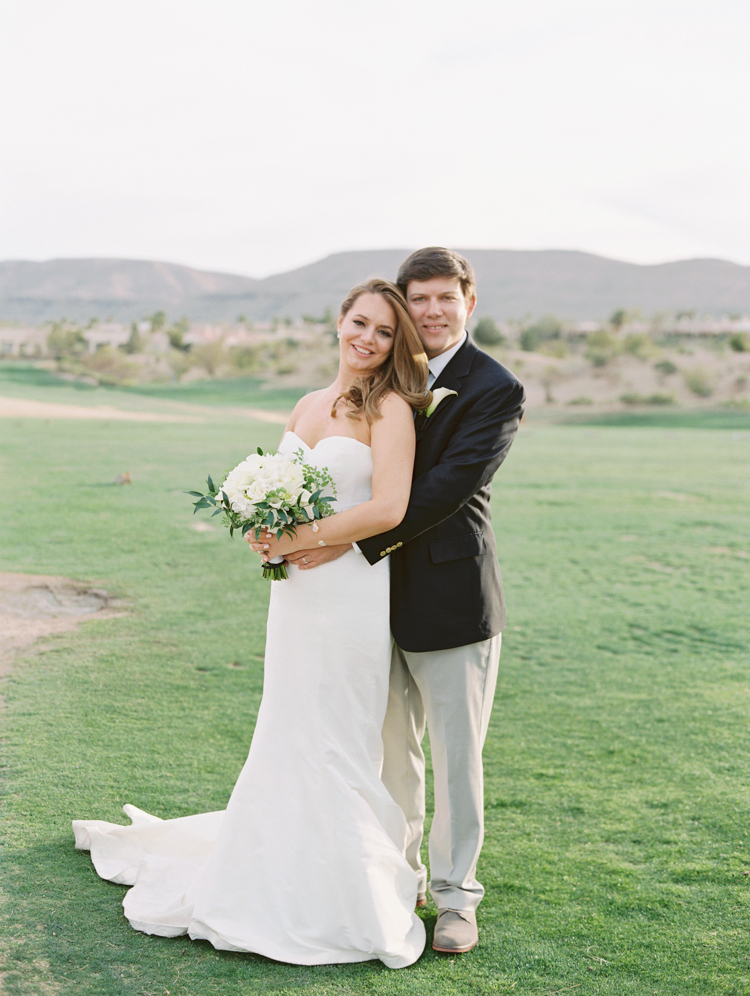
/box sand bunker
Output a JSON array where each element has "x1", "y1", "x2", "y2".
[{"x1": 0, "y1": 572, "x2": 127, "y2": 676}]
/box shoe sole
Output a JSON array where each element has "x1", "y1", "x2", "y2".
[
  {"x1": 416, "y1": 897, "x2": 427, "y2": 908},
  {"x1": 432, "y1": 939, "x2": 478, "y2": 953}
]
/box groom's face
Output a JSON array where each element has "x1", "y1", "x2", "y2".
[{"x1": 404, "y1": 276, "x2": 476, "y2": 359}]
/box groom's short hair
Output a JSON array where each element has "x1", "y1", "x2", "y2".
[{"x1": 397, "y1": 247, "x2": 476, "y2": 303}]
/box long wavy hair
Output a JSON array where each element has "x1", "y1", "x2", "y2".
[{"x1": 332, "y1": 278, "x2": 431, "y2": 423}]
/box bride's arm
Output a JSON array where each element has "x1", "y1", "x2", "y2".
[{"x1": 259, "y1": 393, "x2": 415, "y2": 557}]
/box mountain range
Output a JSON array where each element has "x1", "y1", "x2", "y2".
[{"x1": 1, "y1": 250, "x2": 749, "y2": 324}]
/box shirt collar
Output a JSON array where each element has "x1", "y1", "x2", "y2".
[{"x1": 427, "y1": 332, "x2": 467, "y2": 387}]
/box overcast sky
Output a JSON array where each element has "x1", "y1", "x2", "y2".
[{"x1": 1, "y1": 0, "x2": 748, "y2": 277}]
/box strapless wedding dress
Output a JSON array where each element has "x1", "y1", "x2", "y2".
[{"x1": 73, "y1": 431, "x2": 425, "y2": 968}]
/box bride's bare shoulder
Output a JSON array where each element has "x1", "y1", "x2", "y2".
[
  {"x1": 286, "y1": 389, "x2": 329, "y2": 430},
  {"x1": 378, "y1": 391, "x2": 414, "y2": 421}
]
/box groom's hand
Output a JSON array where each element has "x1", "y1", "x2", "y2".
[{"x1": 286, "y1": 545, "x2": 351, "y2": 570}]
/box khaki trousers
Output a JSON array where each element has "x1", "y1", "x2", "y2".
[{"x1": 381, "y1": 634, "x2": 501, "y2": 912}]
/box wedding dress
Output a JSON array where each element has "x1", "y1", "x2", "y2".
[{"x1": 73, "y1": 431, "x2": 425, "y2": 969}]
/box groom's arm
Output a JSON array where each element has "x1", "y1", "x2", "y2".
[{"x1": 357, "y1": 375, "x2": 524, "y2": 565}]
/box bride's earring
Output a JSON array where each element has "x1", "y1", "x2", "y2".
[{"x1": 336, "y1": 332, "x2": 341, "y2": 339}]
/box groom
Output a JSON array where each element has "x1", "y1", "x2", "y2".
[{"x1": 290, "y1": 248, "x2": 524, "y2": 953}]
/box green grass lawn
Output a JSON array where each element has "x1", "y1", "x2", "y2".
[
  {"x1": 1, "y1": 373, "x2": 749, "y2": 995},
  {"x1": 0, "y1": 361, "x2": 309, "y2": 413}
]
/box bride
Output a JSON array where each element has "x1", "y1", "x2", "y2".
[{"x1": 73, "y1": 278, "x2": 431, "y2": 969}]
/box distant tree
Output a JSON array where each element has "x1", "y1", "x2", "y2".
[
  {"x1": 47, "y1": 321, "x2": 87, "y2": 361},
  {"x1": 167, "y1": 316, "x2": 191, "y2": 352},
  {"x1": 609, "y1": 308, "x2": 628, "y2": 332},
  {"x1": 192, "y1": 339, "x2": 225, "y2": 376},
  {"x1": 520, "y1": 315, "x2": 563, "y2": 352},
  {"x1": 148, "y1": 311, "x2": 167, "y2": 333},
  {"x1": 584, "y1": 329, "x2": 621, "y2": 367},
  {"x1": 122, "y1": 322, "x2": 145, "y2": 354},
  {"x1": 729, "y1": 331, "x2": 750, "y2": 352},
  {"x1": 472, "y1": 317, "x2": 506, "y2": 347}
]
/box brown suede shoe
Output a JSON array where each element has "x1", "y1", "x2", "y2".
[
  {"x1": 432, "y1": 909, "x2": 478, "y2": 953},
  {"x1": 416, "y1": 893, "x2": 427, "y2": 908}
]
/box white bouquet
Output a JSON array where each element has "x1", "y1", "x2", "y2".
[{"x1": 188, "y1": 448, "x2": 337, "y2": 580}]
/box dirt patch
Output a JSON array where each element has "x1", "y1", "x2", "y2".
[
  {"x1": 0, "y1": 395, "x2": 203, "y2": 422},
  {"x1": 0, "y1": 572, "x2": 127, "y2": 677},
  {"x1": 0, "y1": 395, "x2": 290, "y2": 424}
]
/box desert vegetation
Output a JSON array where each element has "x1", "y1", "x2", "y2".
[{"x1": 1, "y1": 306, "x2": 749, "y2": 412}]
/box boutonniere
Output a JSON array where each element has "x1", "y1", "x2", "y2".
[{"x1": 424, "y1": 387, "x2": 458, "y2": 417}]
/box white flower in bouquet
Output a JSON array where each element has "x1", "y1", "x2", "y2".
[
  {"x1": 187, "y1": 448, "x2": 336, "y2": 580},
  {"x1": 220, "y1": 453, "x2": 306, "y2": 517}
]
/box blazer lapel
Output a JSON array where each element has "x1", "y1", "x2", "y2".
[
  {"x1": 431, "y1": 336, "x2": 476, "y2": 392},
  {"x1": 415, "y1": 336, "x2": 476, "y2": 438}
]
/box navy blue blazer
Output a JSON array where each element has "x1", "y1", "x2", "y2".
[{"x1": 358, "y1": 336, "x2": 525, "y2": 653}]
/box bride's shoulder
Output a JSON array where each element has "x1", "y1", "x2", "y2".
[
  {"x1": 377, "y1": 391, "x2": 414, "y2": 422},
  {"x1": 287, "y1": 388, "x2": 328, "y2": 426}
]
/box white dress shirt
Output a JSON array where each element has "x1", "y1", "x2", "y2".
[{"x1": 427, "y1": 332, "x2": 467, "y2": 388}]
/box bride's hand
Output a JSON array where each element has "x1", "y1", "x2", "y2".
[
  {"x1": 286, "y1": 544, "x2": 351, "y2": 569},
  {"x1": 253, "y1": 528, "x2": 296, "y2": 562},
  {"x1": 244, "y1": 530, "x2": 287, "y2": 559}
]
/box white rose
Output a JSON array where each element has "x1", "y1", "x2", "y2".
[{"x1": 244, "y1": 480, "x2": 267, "y2": 502}]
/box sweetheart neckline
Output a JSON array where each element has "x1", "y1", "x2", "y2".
[{"x1": 284, "y1": 430, "x2": 371, "y2": 452}]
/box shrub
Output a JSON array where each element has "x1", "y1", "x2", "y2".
[
  {"x1": 567, "y1": 396, "x2": 594, "y2": 405},
  {"x1": 472, "y1": 317, "x2": 506, "y2": 346},
  {"x1": 623, "y1": 332, "x2": 655, "y2": 359},
  {"x1": 191, "y1": 340, "x2": 227, "y2": 377},
  {"x1": 619, "y1": 392, "x2": 675, "y2": 406},
  {"x1": 167, "y1": 348, "x2": 192, "y2": 379},
  {"x1": 585, "y1": 330, "x2": 621, "y2": 367},
  {"x1": 79, "y1": 346, "x2": 138, "y2": 386},
  {"x1": 729, "y1": 331, "x2": 750, "y2": 352},
  {"x1": 47, "y1": 323, "x2": 87, "y2": 361},
  {"x1": 683, "y1": 367, "x2": 714, "y2": 398},
  {"x1": 539, "y1": 340, "x2": 569, "y2": 358},
  {"x1": 227, "y1": 346, "x2": 261, "y2": 372},
  {"x1": 519, "y1": 315, "x2": 563, "y2": 352},
  {"x1": 654, "y1": 359, "x2": 678, "y2": 376}
]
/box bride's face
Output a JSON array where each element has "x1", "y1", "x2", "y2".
[{"x1": 337, "y1": 293, "x2": 396, "y2": 375}]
